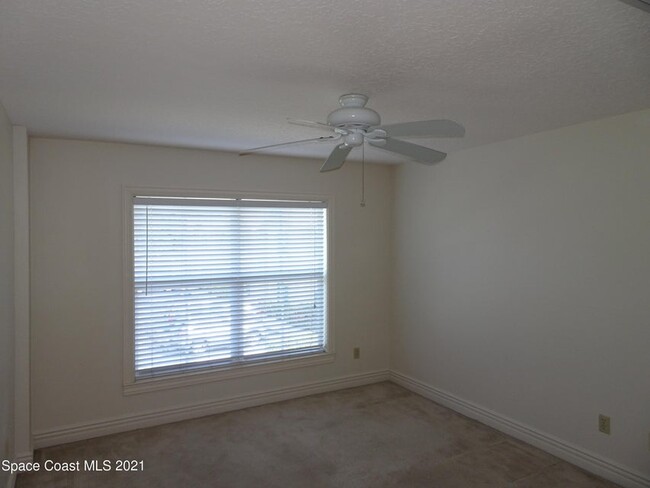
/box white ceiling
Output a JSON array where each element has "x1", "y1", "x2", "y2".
[{"x1": 1, "y1": 0, "x2": 649, "y2": 163}]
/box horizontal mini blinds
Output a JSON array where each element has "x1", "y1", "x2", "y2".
[{"x1": 133, "y1": 197, "x2": 327, "y2": 378}]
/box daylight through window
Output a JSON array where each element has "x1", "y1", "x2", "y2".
[{"x1": 132, "y1": 196, "x2": 328, "y2": 379}]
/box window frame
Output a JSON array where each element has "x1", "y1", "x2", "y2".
[{"x1": 122, "y1": 186, "x2": 335, "y2": 395}]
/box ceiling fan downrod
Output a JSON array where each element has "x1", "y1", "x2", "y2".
[{"x1": 326, "y1": 94, "x2": 381, "y2": 130}]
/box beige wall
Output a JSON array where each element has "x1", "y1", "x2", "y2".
[
  {"x1": 29, "y1": 139, "x2": 394, "y2": 435},
  {"x1": 393, "y1": 109, "x2": 650, "y2": 476},
  {"x1": 28, "y1": 109, "x2": 650, "y2": 478},
  {"x1": 0, "y1": 102, "x2": 14, "y2": 485}
]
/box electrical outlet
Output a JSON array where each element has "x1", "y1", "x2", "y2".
[
  {"x1": 353, "y1": 347, "x2": 360, "y2": 359},
  {"x1": 598, "y1": 414, "x2": 611, "y2": 435}
]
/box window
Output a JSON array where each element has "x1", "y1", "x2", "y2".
[{"x1": 126, "y1": 192, "x2": 329, "y2": 386}]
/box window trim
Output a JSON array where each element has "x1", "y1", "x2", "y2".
[{"x1": 122, "y1": 186, "x2": 335, "y2": 395}]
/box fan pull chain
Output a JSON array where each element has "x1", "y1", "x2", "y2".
[{"x1": 360, "y1": 142, "x2": 366, "y2": 207}]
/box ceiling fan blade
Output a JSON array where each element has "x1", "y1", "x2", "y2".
[
  {"x1": 320, "y1": 144, "x2": 353, "y2": 172},
  {"x1": 287, "y1": 118, "x2": 335, "y2": 132},
  {"x1": 375, "y1": 120, "x2": 465, "y2": 138},
  {"x1": 239, "y1": 135, "x2": 339, "y2": 156},
  {"x1": 368, "y1": 137, "x2": 447, "y2": 165}
]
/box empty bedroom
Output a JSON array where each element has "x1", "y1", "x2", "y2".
[{"x1": 0, "y1": 0, "x2": 649, "y2": 487}]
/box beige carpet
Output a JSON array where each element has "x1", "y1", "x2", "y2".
[{"x1": 18, "y1": 382, "x2": 619, "y2": 487}]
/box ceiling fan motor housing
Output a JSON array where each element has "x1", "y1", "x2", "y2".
[{"x1": 327, "y1": 93, "x2": 381, "y2": 129}]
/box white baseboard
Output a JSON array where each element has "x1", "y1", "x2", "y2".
[
  {"x1": 27, "y1": 368, "x2": 650, "y2": 488},
  {"x1": 14, "y1": 451, "x2": 33, "y2": 463},
  {"x1": 33, "y1": 369, "x2": 390, "y2": 449},
  {"x1": 390, "y1": 371, "x2": 650, "y2": 488}
]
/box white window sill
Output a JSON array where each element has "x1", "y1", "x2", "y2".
[{"x1": 123, "y1": 352, "x2": 335, "y2": 396}]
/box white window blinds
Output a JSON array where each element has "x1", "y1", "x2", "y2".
[{"x1": 132, "y1": 196, "x2": 328, "y2": 379}]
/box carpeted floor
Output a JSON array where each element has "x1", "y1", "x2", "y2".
[{"x1": 17, "y1": 382, "x2": 620, "y2": 487}]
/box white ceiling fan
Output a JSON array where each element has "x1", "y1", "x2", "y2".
[{"x1": 240, "y1": 94, "x2": 465, "y2": 172}]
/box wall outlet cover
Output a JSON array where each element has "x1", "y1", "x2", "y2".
[{"x1": 598, "y1": 414, "x2": 611, "y2": 435}]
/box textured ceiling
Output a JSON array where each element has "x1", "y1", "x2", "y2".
[{"x1": 1, "y1": 0, "x2": 649, "y2": 163}]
